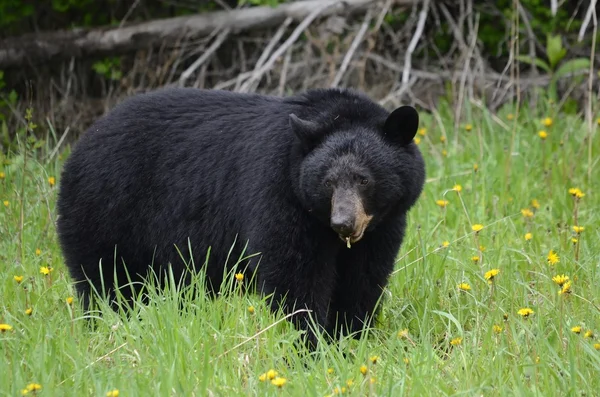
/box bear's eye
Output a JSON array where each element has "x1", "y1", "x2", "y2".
[
  {"x1": 324, "y1": 179, "x2": 332, "y2": 187},
  {"x1": 360, "y1": 178, "x2": 369, "y2": 186}
]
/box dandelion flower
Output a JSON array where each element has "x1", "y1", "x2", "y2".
[
  {"x1": 346, "y1": 379, "x2": 354, "y2": 387},
  {"x1": 573, "y1": 226, "x2": 584, "y2": 234},
  {"x1": 568, "y1": 187, "x2": 581, "y2": 196},
  {"x1": 25, "y1": 308, "x2": 33, "y2": 316},
  {"x1": 594, "y1": 343, "x2": 600, "y2": 350},
  {"x1": 3, "y1": 200, "x2": 8, "y2": 207},
  {"x1": 521, "y1": 208, "x2": 534, "y2": 218},
  {"x1": 0, "y1": 323, "x2": 13, "y2": 332},
  {"x1": 441, "y1": 149, "x2": 448, "y2": 157},
  {"x1": 234, "y1": 273, "x2": 244, "y2": 282},
  {"x1": 558, "y1": 281, "x2": 572, "y2": 295},
  {"x1": 542, "y1": 117, "x2": 553, "y2": 127},
  {"x1": 397, "y1": 329, "x2": 409, "y2": 338},
  {"x1": 48, "y1": 177, "x2": 56, "y2": 186},
  {"x1": 493, "y1": 324, "x2": 503, "y2": 334},
  {"x1": 452, "y1": 184, "x2": 462, "y2": 193},
  {"x1": 0, "y1": 171, "x2": 4, "y2": 179},
  {"x1": 450, "y1": 337, "x2": 462, "y2": 346},
  {"x1": 571, "y1": 238, "x2": 578, "y2": 244},
  {"x1": 14, "y1": 275, "x2": 23, "y2": 283},
  {"x1": 584, "y1": 330, "x2": 594, "y2": 339},
  {"x1": 517, "y1": 308, "x2": 534, "y2": 318},
  {"x1": 35, "y1": 248, "x2": 41, "y2": 256},
  {"x1": 442, "y1": 241, "x2": 450, "y2": 248},
  {"x1": 66, "y1": 297, "x2": 74, "y2": 305},
  {"x1": 414, "y1": 137, "x2": 421, "y2": 145},
  {"x1": 247, "y1": 306, "x2": 255, "y2": 314},
  {"x1": 418, "y1": 128, "x2": 426, "y2": 136},
  {"x1": 538, "y1": 130, "x2": 548, "y2": 140},
  {"x1": 507, "y1": 113, "x2": 514, "y2": 121},
  {"x1": 552, "y1": 274, "x2": 569, "y2": 287},
  {"x1": 106, "y1": 390, "x2": 119, "y2": 397},
  {"x1": 258, "y1": 373, "x2": 267, "y2": 382},
  {"x1": 436, "y1": 199, "x2": 449, "y2": 208},
  {"x1": 23, "y1": 384, "x2": 42, "y2": 394},
  {"x1": 484, "y1": 269, "x2": 500, "y2": 283},
  {"x1": 271, "y1": 377, "x2": 287, "y2": 388},
  {"x1": 473, "y1": 164, "x2": 479, "y2": 172},
  {"x1": 575, "y1": 190, "x2": 585, "y2": 199},
  {"x1": 327, "y1": 368, "x2": 334, "y2": 375},
  {"x1": 471, "y1": 256, "x2": 480, "y2": 263},
  {"x1": 531, "y1": 199, "x2": 540, "y2": 209},
  {"x1": 458, "y1": 282, "x2": 471, "y2": 291},
  {"x1": 440, "y1": 136, "x2": 446, "y2": 143},
  {"x1": 369, "y1": 355, "x2": 379, "y2": 364},
  {"x1": 465, "y1": 124, "x2": 473, "y2": 131},
  {"x1": 39, "y1": 266, "x2": 51, "y2": 275},
  {"x1": 266, "y1": 369, "x2": 278, "y2": 380},
  {"x1": 547, "y1": 250, "x2": 560, "y2": 266},
  {"x1": 472, "y1": 224, "x2": 484, "y2": 232},
  {"x1": 524, "y1": 233, "x2": 533, "y2": 241},
  {"x1": 571, "y1": 326, "x2": 582, "y2": 334},
  {"x1": 360, "y1": 365, "x2": 368, "y2": 376}
]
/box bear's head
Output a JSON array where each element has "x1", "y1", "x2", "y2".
[{"x1": 290, "y1": 105, "x2": 425, "y2": 245}]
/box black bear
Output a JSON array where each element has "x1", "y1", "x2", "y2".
[{"x1": 56, "y1": 87, "x2": 425, "y2": 347}]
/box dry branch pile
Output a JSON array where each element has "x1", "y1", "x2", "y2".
[{"x1": 1, "y1": 0, "x2": 598, "y2": 142}]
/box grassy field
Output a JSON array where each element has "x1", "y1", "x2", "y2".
[{"x1": 1, "y1": 97, "x2": 599, "y2": 396}]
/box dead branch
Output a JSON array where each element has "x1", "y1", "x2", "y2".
[{"x1": 0, "y1": 0, "x2": 414, "y2": 69}]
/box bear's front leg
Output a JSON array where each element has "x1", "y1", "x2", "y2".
[
  {"x1": 253, "y1": 232, "x2": 340, "y2": 350},
  {"x1": 328, "y1": 219, "x2": 406, "y2": 339}
]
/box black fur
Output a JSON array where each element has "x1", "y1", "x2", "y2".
[{"x1": 56, "y1": 87, "x2": 425, "y2": 347}]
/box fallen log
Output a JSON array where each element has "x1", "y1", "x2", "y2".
[{"x1": 0, "y1": 0, "x2": 414, "y2": 69}]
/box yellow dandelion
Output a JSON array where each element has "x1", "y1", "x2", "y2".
[
  {"x1": 24, "y1": 384, "x2": 42, "y2": 393},
  {"x1": 435, "y1": 199, "x2": 449, "y2": 208},
  {"x1": 538, "y1": 130, "x2": 548, "y2": 140},
  {"x1": 594, "y1": 343, "x2": 600, "y2": 350},
  {"x1": 370, "y1": 376, "x2": 377, "y2": 383},
  {"x1": 359, "y1": 365, "x2": 368, "y2": 376},
  {"x1": 442, "y1": 241, "x2": 450, "y2": 248},
  {"x1": 531, "y1": 199, "x2": 540, "y2": 209},
  {"x1": 493, "y1": 324, "x2": 503, "y2": 334},
  {"x1": 547, "y1": 250, "x2": 560, "y2": 266},
  {"x1": 507, "y1": 113, "x2": 514, "y2": 121},
  {"x1": 3, "y1": 200, "x2": 8, "y2": 207},
  {"x1": 473, "y1": 163, "x2": 479, "y2": 172},
  {"x1": 441, "y1": 149, "x2": 448, "y2": 157},
  {"x1": 369, "y1": 355, "x2": 379, "y2": 364},
  {"x1": 517, "y1": 308, "x2": 534, "y2": 318},
  {"x1": 450, "y1": 337, "x2": 462, "y2": 346},
  {"x1": 458, "y1": 282, "x2": 471, "y2": 292},
  {"x1": 472, "y1": 224, "x2": 484, "y2": 232},
  {"x1": 484, "y1": 268, "x2": 500, "y2": 283},
  {"x1": 266, "y1": 369, "x2": 278, "y2": 380},
  {"x1": 0, "y1": 323, "x2": 13, "y2": 332},
  {"x1": 258, "y1": 373, "x2": 267, "y2": 382},
  {"x1": 14, "y1": 275, "x2": 24, "y2": 283},
  {"x1": 479, "y1": 245, "x2": 486, "y2": 252},
  {"x1": 542, "y1": 117, "x2": 553, "y2": 127},
  {"x1": 452, "y1": 184, "x2": 462, "y2": 193},
  {"x1": 39, "y1": 266, "x2": 51, "y2": 275},
  {"x1": 327, "y1": 368, "x2": 334, "y2": 375},
  {"x1": 234, "y1": 273, "x2": 244, "y2": 282},
  {"x1": 397, "y1": 329, "x2": 409, "y2": 338},
  {"x1": 575, "y1": 190, "x2": 585, "y2": 199},
  {"x1": 48, "y1": 177, "x2": 56, "y2": 186},
  {"x1": 568, "y1": 187, "x2": 581, "y2": 196},
  {"x1": 552, "y1": 274, "x2": 569, "y2": 287},
  {"x1": 25, "y1": 308, "x2": 33, "y2": 316},
  {"x1": 597, "y1": 118, "x2": 600, "y2": 126},
  {"x1": 572, "y1": 238, "x2": 578, "y2": 244},
  {"x1": 521, "y1": 208, "x2": 534, "y2": 218},
  {"x1": 247, "y1": 306, "x2": 255, "y2": 314},
  {"x1": 35, "y1": 248, "x2": 41, "y2": 256},
  {"x1": 66, "y1": 297, "x2": 74, "y2": 305},
  {"x1": 440, "y1": 136, "x2": 446, "y2": 143},
  {"x1": 106, "y1": 390, "x2": 119, "y2": 397},
  {"x1": 271, "y1": 377, "x2": 287, "y2": 388},
  {"x1": 573, "y1": 225, "x2": 584, "y2": 234},
  {"x1": 465, "y1": 124, "x2": 473, "y2": 131},
  {"x1": 524, "y1": 232, "x2": 533, "y2": 241},
  {"x1": 403, "y1": 357, "x2": 410, "y2": 364},
  {"x1": 414, "y1": 137, "x2": 421, "y2": 145},
  {"x1": 346, "y1": 379, "x2": 354, "y2": 387},
  {"x1": 418, "y1": 128, "x2": 426, "y2": 136},
  {"x1": 0, "y1": 171, "x2": 4, "y2": 179},
  {"x1": 584, "y1": 330, "x2": 594, "y2": 339},
  {"x1": 471, "y1": 256, "x2": 480, "y2": 263},
  {"x1": 559, "y1": 281, "x2": 572, "y2": 295},
  {"x1": 571, "y1": 326, "x2": 582, "y2": 334}
]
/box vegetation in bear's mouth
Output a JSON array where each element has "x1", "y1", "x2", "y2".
[{"x1": 1, "y1": 94, "x2": 598, "y2": 395}]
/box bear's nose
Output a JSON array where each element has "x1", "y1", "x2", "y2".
[{"x1": 331, "y1": 217, "x2": 354, "y2": 238}]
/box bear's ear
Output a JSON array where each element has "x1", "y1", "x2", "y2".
[
  {"x1": 382, "y1": 105, "x2": 419, "y2": 146},
  {"x1": 289, "y1": 113, "x2": 321, "y2": 149}
]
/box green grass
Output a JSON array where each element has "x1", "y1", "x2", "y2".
[{"x1": 1, "y1": 97, "x2": 599, "y2": 396}]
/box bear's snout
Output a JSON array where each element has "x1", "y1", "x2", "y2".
[{"x1": 330, "y1": 189, "x2": 373, "y2": 244}]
